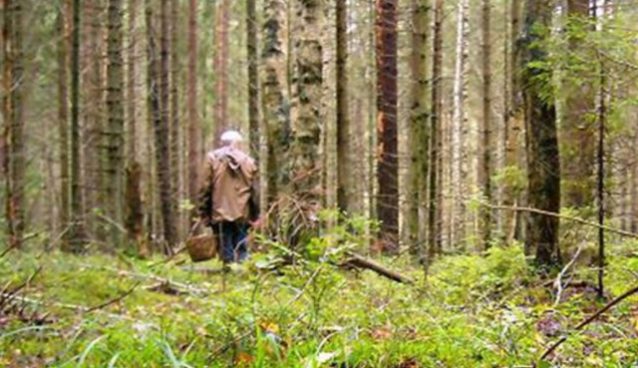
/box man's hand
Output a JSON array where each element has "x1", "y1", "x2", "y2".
[{"x1": 250, "y1": 217, "x2": 264, "y2": 230}]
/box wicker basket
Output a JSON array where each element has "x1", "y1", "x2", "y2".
[{"x1": 185, "y1": 233, "x2": 218, "y2": 263}]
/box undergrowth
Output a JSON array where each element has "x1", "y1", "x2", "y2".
[{"x1": 1, "y1": 235, "x2": 638, "y2": 367}]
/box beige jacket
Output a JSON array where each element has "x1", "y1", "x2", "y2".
[{"x1": 198, "y1": 147, "x2": 259, "y2": 224}]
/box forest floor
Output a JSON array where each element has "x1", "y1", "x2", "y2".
[{"x1": 2, "y1": 240, "x2": 638, "y2": 367}]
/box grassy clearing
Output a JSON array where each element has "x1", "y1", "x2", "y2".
[{"x1": 1, "y1": 243, "x2": 638, "y2": 367}]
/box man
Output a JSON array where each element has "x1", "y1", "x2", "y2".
[{"x1": 198, "y1": 130, "x2": 259, "y2": 264}]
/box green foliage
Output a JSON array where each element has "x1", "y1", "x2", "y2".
[{"x1": 2, "y1": 233, "x2": 638, "y2": 366}]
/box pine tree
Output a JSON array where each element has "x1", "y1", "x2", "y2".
[
  {"x1": 247, "y1": 0, "x2": 259, "y2": 159},
  {"x1": 336, "y1": 0, "x2": 351, "y2": 214},
  {"x1": 3, "y1": 0, "x2": 25, "y2": 249},
  {"x1": 407, "y1": 0, "x2": 430, "y2": 255},
  {"x1": 375, "y1": 0, "x2": 399, "y2": 251},
  {"x1": 262, "y1": 0, "x2": 290, "y2": 204},
  {"x1": 479, "y1": 0, "x2": 493, "y2": 249},
  {"x1": 521, "y1": 0, "x2": 561, "y2": 268},
  {"x1": 105, "y1": 0, "x2": 126, "y2": 244}
]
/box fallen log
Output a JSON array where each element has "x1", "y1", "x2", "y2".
[{"x1": 342, "y1": 252, "x2": 413, "y2": 285}]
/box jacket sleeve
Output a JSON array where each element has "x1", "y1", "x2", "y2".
[{"x1": 197, "y1": 160, "x2": 214, "y2": 223}]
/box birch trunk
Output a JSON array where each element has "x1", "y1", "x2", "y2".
[{"x1": 450, "y1": 0, "x2": 469, "y2": 249}]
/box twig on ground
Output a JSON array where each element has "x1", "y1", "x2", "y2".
[
  {"x1": 553, "y1": 243, "x2": 584, "y2": 306},
  {"x1": 342, "y1": 251, "x2": 413, "y2": 284},
  {"x1": 84, "y1": 282, "x2": 141, "y2": 314},
  {"x1": 539, "y1": 284, "x2": 638, "y2": 361},
  {"x1": 81, "y1": 264, "x2": 207, "y2": 295}
]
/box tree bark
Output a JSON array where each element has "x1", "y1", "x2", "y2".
[
  {"x1": 124, "y1": 0, "x2": 145, "y2": 252},
  {"x1": 213, "y1": 0, "x2": 230, "y2": 142},
  {"x1": 262, "y1": 0, "x2": 290, "y2": 204},
  {"x1": 375, "y1": 0, "x2": 399, "y2": 251},
  {"x1": 427, "y1": 0, "x2": 443, "y2": 258},
  {"x1": 126, "y1": 0, "x2": 138, "y2": 164},
  {"x1": 521, "y1": 0, "x2": 561, "y2": 268},
  {"x1": 57, "y1": 1, "x2": 70, "y2": 239},
  {"x1": 3, "y1": 0, "x2": 25, "y2": 249},
  {"x1": 247, "y1": 0, "x2": 259, "y2": 159},
  {"x1": 105, "y1": 0, "x2": 126, "y2": 245},
  {"x1": 169, "y1": 0, "x2": 180, "y2": 234},
  {"x1": 450, "y1": 0, "x2": 468, "y2": 249},
  {"x1": 479, "y1": 0, "x2": 493, "y2": 249},
  {"x1": 336, "y1": 0, "x2": 350, "y2": 214},
  {"x1": 187, "y1": 0, "x2": 199, "y2": 216},
  {"x1": 149, "y1": 0, "x2": 177, "y2": 249},
  {"x1": 68, "y1": 0, "x2": 87, "y2": 251},
  {"x1": 291, "y1": 0, "x2": 323, "y2": 202},
  {"x1": 407, "y1": 0, "x2": 430, "y2": 256}
]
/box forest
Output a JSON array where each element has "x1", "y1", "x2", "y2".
[{"x1": 2, "y1": 0, "x2": 638, "y2": 366}]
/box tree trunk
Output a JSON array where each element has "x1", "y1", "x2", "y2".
[
  {"x1": 169, "y1": 0, "x2": 181, "y2": 235},
  {"x1": 479, "y1": 0, "x2": 493, "y2": 249},
  {"x1": 262, "y1": 0, "x2": 290, "y2": 204},
  {"x1": 158, "y1": 0, "x2": 177, "y2": 248},
  {"x1": 213, "y1": 0, "x2": 230, "y2": 141},
  {"x1": 450, "y1": 0, "x2": 468, "y2": 249},
  {"x1": 187, "y1": 0, "x2": 199, "y2": 216},
  {"x1": 503, "y1": 0, "x2": 523, "y2": 244},
  {"x1": 125, "y1": 0, "x2": 144, "y2": 253},
  {"x1": 375, "y1": 0, "x2": 399, "y2": 251},
  {"x1": 427, "y1": 0, "x2": 443, "y2": 259},
  {"x1": 126, "y1": 0, "x2": 138, "y2": 164},
  {"x1": 105, "y1": 0, "x2": 125, "y2": 245},
  {"x1": 247, "y1": 0, "x2": 259, "y2": 159},
  {"x1": 3, "y1": 0, "x2": 25, "y2": 249},
  {"x1": 67, "y1": 0, "x2": 87, "y2": 251},
  {"x1": 291, "y1": 0, "x2": 323, "y2": 202},
  {"x1": 57, "y1": 1, "x2": 70, "y2": 240},
  {"x1": 407, "y1": 0, "x2": 430, "y2": 257},
  {"x1": 336, "y1": 0, "x2": 350, "y2": 214},
  {"x1": 563, "y1": 0, "x2": 596, "y2": 211},
  {"x1": 83, "y1": 0, "x2": 104, "y2": 239},
  {"x1": 521, "y1": 0, "x2": 561, "y2": 268}
]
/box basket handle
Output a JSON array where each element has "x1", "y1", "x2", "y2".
[{"x1": 189, "y1": 219, "x2": 204, "y2": 237}]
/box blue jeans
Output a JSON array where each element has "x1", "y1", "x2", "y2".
[{"x1": 213, "y1": 222, "x2": 249, "y2": 263}]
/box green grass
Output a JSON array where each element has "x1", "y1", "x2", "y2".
[{"x1": 1, "y1": 244, "x2": 638, "y2": 367}]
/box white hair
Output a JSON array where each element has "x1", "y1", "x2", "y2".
[{"x1": 220, "y1": 130, "x2": 244, "y2": 145}]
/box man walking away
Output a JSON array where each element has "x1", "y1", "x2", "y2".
[{"x1": 198, "y1": 130, "x2": 259, "y2": 264}]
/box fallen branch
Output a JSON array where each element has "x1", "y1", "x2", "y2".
[
  {"x1": 481, "y1": 203, "x2": 638, "y2": 240},
  {"x1": 342, "y1": 252, "x2": 413, "y2": 285},
  {"x1": 539, "y1": 284, "x2": 638, "y2": 361},
  {"x1": 85, "y1": 282, "x2": 141, "y2": 313},
  {"x1": 81, "y1": 264, "x2": 207, "y2": 296}
]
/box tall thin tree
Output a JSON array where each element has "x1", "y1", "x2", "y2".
[
  {"x1": 213, "y1": 0, "x2": 230, "y2": 141},
  {"x1": 247, "y1": 0, "x2": 259, "y2": 159},
  {"x1": 68, "y1": 0, "x2": 86, "y2": 250},
  {"x1": 479, "y1": 0, "x2": 493, "y2": 249},
  {"x1": 336, "y1": 0, "x2": 350, "y2": 213},
  {"x1": 427, "y1": 0, "x2": 444, "y2": 258},
  {"x1": 375, "y1": 0, "x2": 399, "y2": 251},
  {"x1": 187, "y1": 0, "x2": 200, "y2": 212},
  {"x1": 407, "y1": 0, "x2": 430, "y2": 255},
  {"x1": 57, "y1": 0, "x2": 70, "y2": 239},
  {"x1": 3, "y1": 0, "x2": 25, "y2": 249},
  {"x1": 450, "y1": 0, "x2": 469, "y2": 248},
  {"x1": 157, "y1": 0, "x2": 177, "y2": 248},
  {"x1": 105, "y1": 0, "x2": 126, "y2": 245}
]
